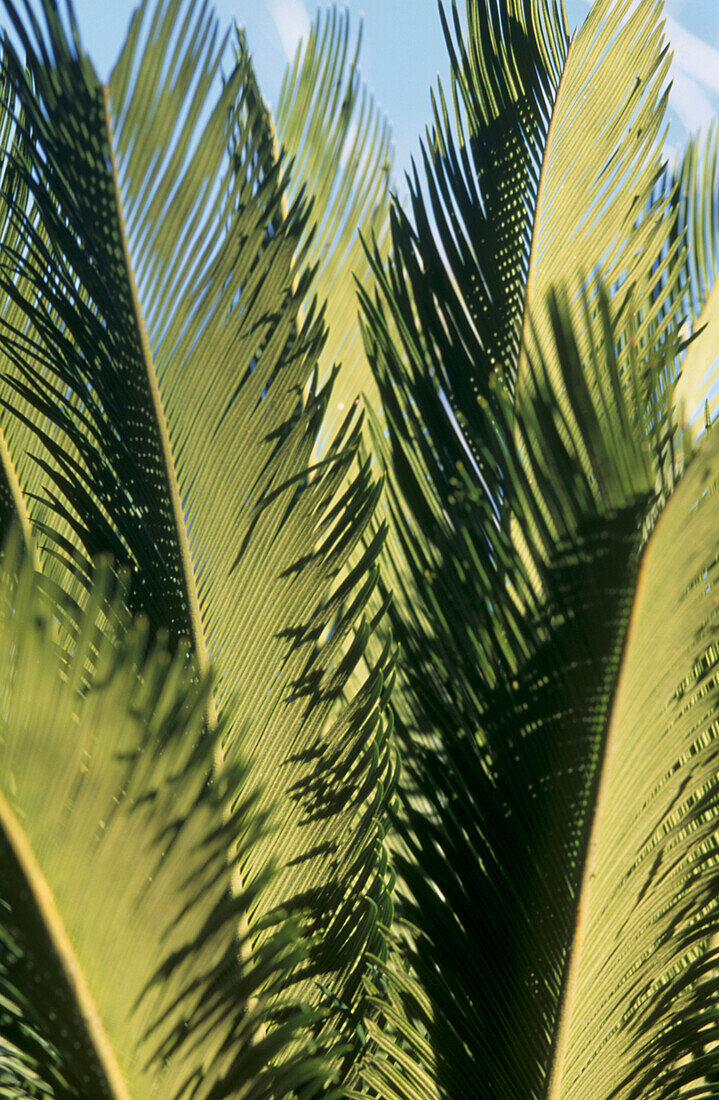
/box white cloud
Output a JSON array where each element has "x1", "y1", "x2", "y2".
[
  {"x1": 665, "y1": 14, "x2": 719, "y2": 99},
  {"x1": 267, "y1": 0, "x2": 311, "y2": 62},
  {"x1": 669, "y1": 68, "x2": 716, "y2": 133}
]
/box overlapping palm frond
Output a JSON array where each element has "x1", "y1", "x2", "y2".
[
  {"x1": 541, "y1": 422, "x2": 719, "y2": 1099},
  {"x1": 1, "y1": 0, "x2": 718, "y2": 1096},
  {"x1": 379, "y1": 0, "x2": 676, "y2": 471},
  {"x1": 0, "y1": 539, "x2": 329, "y2": 1098},
  {"x1": 0, "y1": 53, "x2": 43, "y2": 559},
  {"x1": 351, "y1": 1, "x2": 719, "y2": 1097},
  {"x1": 0, "y1": 0, "x2": 397, "y2": 1087},
  {"x1": 359, "y1": 279, "x2": 676, "y2": 1098}
]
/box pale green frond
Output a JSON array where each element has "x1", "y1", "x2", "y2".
[
  {"x1": 676, "y1": 125, "x2": 719, "y2": 317},
  {"x1": 546, "y1": 425, "x2": 719, "y2": 1099},
  {"x1": 272, "y1": 6, "x2": 394, "y2": 429},
  {"x1": 263, "y1": 4, "x2": 399, "y2": 725},
  {"x1": 0, "y1": 540, "x2": 327, "y2": 1098},
  {"x1": 516, "y1": 0, "x2": 674, "y2": 395},
  {"x1": 671, "y1": 127, "x2": 719, "y2": 446}
]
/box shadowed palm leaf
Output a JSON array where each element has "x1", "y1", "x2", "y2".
[{"x1": 353, "y1": 1, "x2": 719, "y2": 1097}]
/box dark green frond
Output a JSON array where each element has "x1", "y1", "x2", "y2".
[
  {"x1": 0, "y1": 48, "x2": 41, "y2": 559},
  {"x1": 358, "y1": 278, "x2": 675, "y2": 1097},
  {"x1": 385, "y1": 0, "x2": 675, "y2": 486}
]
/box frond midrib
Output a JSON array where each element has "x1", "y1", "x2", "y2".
[
  {"x1": 101, "y1": 83, "x2": 208, "y2": 673},
  {"x1": 102, "y1": 80, "x2": 266, "y2": 1037},
  {"x1": 0, "y1": 789, "x2": 129, "y2": 1100}
]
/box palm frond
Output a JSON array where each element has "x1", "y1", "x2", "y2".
[
  {"x1": 272, "y1": 6, "x2": 394, "y2": 430},
  {"x1": 385, "y1": 0, "x2": 674, "y2": 470},
  {"x1": 353, "y1": 3, "x2": 719, "y2": 1094},
  {"x1": 540, "y1": 423, "x2": 719, "y2": 1098},
  {"x1": 0, "y1": 536, "x2": 329, "y2": 1098},
  {"x1": 358, "y1": 275, "x2": 677, "y2": 1096},
  {"x1": 0, "y1": 51, "x2": 41, "y2": 560},
  {"x1": 671, "y1": 126, "x2": 719, "y2": 444}
]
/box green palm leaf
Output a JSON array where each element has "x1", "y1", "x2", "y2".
[
  {"x1": 260, "y1": 5, "x2": 399, "y2": 705},
  {"x1": 0, "y1": 0, "x2": 396, "y2": 1085},
  {"x1": 385, "y1": 0, "x2": 674, "y2": 457},
  {"x1": 542, "y1": 424, "x2": 719, "y2": 1097},
  {"x1": 0, "y1": 541, "x2": 326, "y2": 1098},
  {"x1": 0, "y1": 57, "x2": 43, "y2": 560},
  {"x1": 672, "y1": 126, "x2": 719, "y2": 444},
  {"x1": 359, "y1": 279, "x2": 676, "y2": 1097},
  {"x1": 272, "y1": 6, "x2": 393, "y2": 430}
]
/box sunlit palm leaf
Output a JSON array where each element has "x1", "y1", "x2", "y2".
[
  {"x1": 272, "y1": 6, "x2": 393, "y2": 431},
  {"x1": 361, "y1": 371, "x2": 719, "y2": 1100},
  {"x1": 672, "y1": 126, "x2": 719, "y2": 444},
  {"x1": 359, "y1": 275, "x2": 677, "y2": 1096},
  {"x1": 0, "y1": 542, "x2": 327, "y2": 1098},
  {"x1": 542, "y1": 425, "x2": 719, "y2": 1098},
  {"x1": 354, "y1": 2, "x2": 719, "y2": 1094}
]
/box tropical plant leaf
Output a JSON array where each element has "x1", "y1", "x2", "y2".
[
  {"x1": 351, "y1": 2, "x2": 719, "y2": 1094},
  {"x1": 539, "y1": 424, "x2": 719, "y2": 1098},
  {"x1": 0, "y1": 51, "x2": 43, "y2": 560},
  {"x1": 271, "y1": 6, "x2": 394, "y2": 433},
  {"x1": 361, "y1": 416, "x2": 719, "y2": 1100},
  {"x1": 0, "y1": 0, "x2": 397, "y2": 1085},
  {"x1": 0, "y1": 537, "x2": 330, "y2": 1099},
  {"x1": 383, "y1": 0, "x2": 675, "y2": 471},
  {"x1": 671, "y1": 126, "x2": 719, "y2": 445},
  {"x1": 347, "y1": 1, "x2": 706, "y2": 1092}
]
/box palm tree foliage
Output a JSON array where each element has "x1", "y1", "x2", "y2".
[
  {"x1": 0, "y1": 538, "x2": 328, "y2": 1098},
  {"x1": 0, "y1": 0, "x2": 718, "y2": 1098},
  {"x1": 355, "y1": 1, "x2": 719, "y2": 1097},
  {"x1": 0, "y1": 0, "x2": 395, "y2": 1093}
]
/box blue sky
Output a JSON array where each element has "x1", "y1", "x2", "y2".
[{"x1": 40, "y1": 0, "x2": 719, "y2": 175}]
